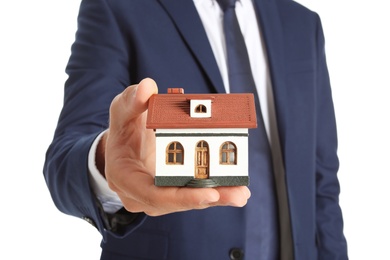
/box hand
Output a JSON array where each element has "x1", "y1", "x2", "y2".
[{"x1": 99, "y1": 78, "x2": 251, "y2": 216}]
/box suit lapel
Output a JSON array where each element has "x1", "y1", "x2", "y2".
[
  {"x1": 158, "y1": 0, "x2": 225, "y2": 93},
  {"x1": 253, "y1": 0, "x2": 288, "y2": 152}
]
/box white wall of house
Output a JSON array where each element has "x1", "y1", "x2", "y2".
[{"x1": 155, "y1": 128, "x2": 249, "y2": 178}]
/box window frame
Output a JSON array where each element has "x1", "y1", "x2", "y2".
[
  {"x1": 166, "y1": 141, "x2": 184, "y2": 165},
  {"x1": 219, "y1": 141, "x2": 237, "y2": 165}
]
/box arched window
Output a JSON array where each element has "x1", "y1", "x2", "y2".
[
  {"x1": 220, "y1": 142, "x2": 237, "y2": 165},
  {"x1": 195, "y1": 104, "x2": 207, "y2": 113},
  {"x1": 166, "y1": 142, "x2": 184, "y2": 164}
]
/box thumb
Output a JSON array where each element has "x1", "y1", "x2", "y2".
[
  {"x1": 110, "y1": 78, "x2": 158, "y2": 128},
  {"x1": 124, "y1": 78, "x2": 158, "y2": 118}
]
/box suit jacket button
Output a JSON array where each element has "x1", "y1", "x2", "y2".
[
  {"x1": 229, "y1": 248, "x2": 244, "y2": 260},
  {"x1": 82, "y1": 216, "x2": 97, "y2": 228}
]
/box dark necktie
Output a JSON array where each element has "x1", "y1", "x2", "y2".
[{"x1": 215, "y1": 0, "x2": 279, "y2": 258}]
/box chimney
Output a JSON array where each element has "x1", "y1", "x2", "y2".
[{"x1": 167, "y1": 88, "x2": 184, "y2": 94}]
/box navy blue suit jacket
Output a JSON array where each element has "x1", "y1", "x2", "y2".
[{"x1": 44, "y1": 0, "x2": 348, "y2": 259}]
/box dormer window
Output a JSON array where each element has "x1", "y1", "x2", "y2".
[
  {"x1": 195, "y1": 104, "x2": 207, "y2": 113},
  {"x1": 190, "y1": 99, "x2": 211, "y2": 118}
]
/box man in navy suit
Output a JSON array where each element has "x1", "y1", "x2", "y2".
[{"x1": 43, "y1": 0, "x2": 348, "y2": 259}]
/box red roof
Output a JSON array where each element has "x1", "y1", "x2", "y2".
[{"x1": 146, "y1": 92, "x2": 257, "y2": 129}]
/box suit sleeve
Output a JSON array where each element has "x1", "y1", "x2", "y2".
[
  {"x1": 43, "y1": 0, "x2": 146, "y2": 239},
  {"x1": 314, "y1": 14, "x2": 348, "y2": 259}
]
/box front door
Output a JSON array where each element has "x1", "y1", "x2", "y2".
[{"x1": 195, "y1": 141, "x2": 209, "y2": 179}]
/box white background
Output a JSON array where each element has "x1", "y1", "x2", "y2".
[{"x1": 1, "y1": 0, "x2": 389, "y2": 259}]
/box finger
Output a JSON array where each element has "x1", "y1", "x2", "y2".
[
  {"x1": 214, "y1": 186, "x2": 251, "y2": 207},
  {"x1": 150, "y1": 186, "x2": 221, "y2": 212},
  {"x1": 124, "y1": 77, "x2": 158, "y2": 119},
  {"x1": 140, "y1": 187, "x2": 221, "y2": 217},
  {"x1": 113, "y1": 165, "x2": 221, "y2": 215},
  {"x1": 106, "y1": 78, "x2": 157, "y2": 159},
  {"x1": 120, "y1": 192, "x2": 214, "y2": 217},
  {"x1": 122, "y1": 185, "x2": 250, "y2": 217},
  {"x1": 109, "y1": 78, "x2": 158, "y2": 129},
  {"x1": 128, "y1": 173, "x2": 220, "y2": 209}
]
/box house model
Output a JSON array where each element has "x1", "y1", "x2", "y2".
[{"x1": 146, "y1": 88, "x2": 257, "y2": 188}]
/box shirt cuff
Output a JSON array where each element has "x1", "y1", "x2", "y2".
[{"x1": 88, "y1": 130, "x2": 123, "y2": 214}]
